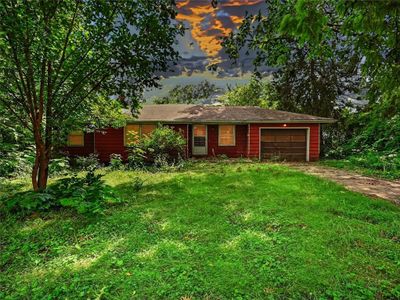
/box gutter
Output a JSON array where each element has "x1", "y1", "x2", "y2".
[{"x1": 126, "y1": 119, "x2": 337, "y2": 125}]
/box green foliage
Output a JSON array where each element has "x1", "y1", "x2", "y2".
[
  {"x1": 54, "y1": 170, "x2": 121, "y2": 216},
  {"x1": 128, "y1": 126, "x2": 186, "y2": 168},
  {"x1": 0, "y1": 148, "x2": 34, "y2": 178},
  {"x1": 151, "y1": 80, "x2": 222, "y2": 104},
  {"x1": 75, "y1": 154, "x2": 100, "y2": 171},
  {"x1": 49, "y1": 157, "x2": 70, "y2": 177},
  {"x1": 322, "y1": 151, "x2": 400, "y2": 180},
  {"x1": 223, "y1": 0, "x2": 399, "y2": 157},
  {"x1": 127, "y1": 147, "x2": 147, "y2": 170},
  {"x1": 0, "y1": 0, "x2": 183, "y2": 190},
  {"x1": 221, "y1": 77, "x2": 279, "y2": 109},
  {"x1": 2, "y1": 169, "x2": 121, "y2": 216},
  {"x1": 3, "y1": 190, "x2": 59, "y2": 215},
  {"x1": 131, "y1": 176, "x2": 144, "y2": 193},
  {"x1": 1, "y1": 163, "x2": 399, "y2": 298},
  {"x1": 109, "y1": 154, "x2": 123, "y2": 171}
]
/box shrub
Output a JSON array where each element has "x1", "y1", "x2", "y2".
[
  {"x1": 131, "y1": 177, "x2": 144, "y2": 192},
  {"x1": 126, "y1": 146, "x2": 146, "y2": 170},
  {"x1": 3, "y1": 190, "x2": 58, "y2": 214},
  {"x1": 55, "y1": 169, "x2": 121, "y2": 215},
  {"x1": 0, "y1": 148, "x2": 34, "y2": 178},
  {"x1": 109, "y1": 153, "x2": 123, "y2": 170},
  {"x1": 348, "y1": 151, "x2": 400, "y2": 173},
  {"x1": 127, "y1": 126, "x2": 186, "y2": 169},
  {"x1": 2, "y1": 169, "x2": 122, "y2": 216},
  {"x1": 75, "y1": 153, "x2": 100, "y2": 170},
  {"x1": 49, "y1": 157, "x2": 70, "y2": 177}
]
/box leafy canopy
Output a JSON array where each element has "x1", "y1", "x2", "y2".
[
  {"x1": 152, "y1": 80, "x2": 222, "y2": 104},
  {"x1": 0, "y1": 0, "x2": 183, "y2": 190},
  {"x1": 220, "y1": 77, "x2": 278, "y2": 109}
]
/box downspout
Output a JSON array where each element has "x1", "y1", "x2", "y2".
[
  {"x1": 186, "y1": 124, "x2": 189, "y2": 158},
  {"x1": 93, "y1": 130, "x2": 96, "y2": 155},
  {"x1": 247, "y1": 124, "x2": 250, "y2": 158}
]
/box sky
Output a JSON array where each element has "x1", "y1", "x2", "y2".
[{"x1": 144, "y1": 0, "x2": 268, "y2": 100}]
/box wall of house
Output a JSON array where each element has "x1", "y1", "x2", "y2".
[
  {"x1": 64, "y1": 132, "x2": 95, "y2": 157},
  {"x1": 206, "y1": 124, "x2": 248, "y2": 158},
  {"x1": 248, "y1": 123, "x2": 320, "y2": 161},
  {"x1": 64, "y1": 123, "x2": 321, "y2": 162},
  {"x1": 94, "y1": 128, "x2": 127, "y2": 162},
  {"x1": 65, "y1": 124, "x2": 190, "y2": 163}
]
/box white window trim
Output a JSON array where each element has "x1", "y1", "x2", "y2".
[
  {"x1": 258, "y1": 127, "x2": 310, "y2": 162},
  {"x1": 218, "y1": 124, "x2": 236, "y2": 146}
]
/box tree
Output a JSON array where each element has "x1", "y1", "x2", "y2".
[
  {"x1": 0, "y1": 0, "x2": 183, "y2": 190},
  {"x1": 220, "y1": 77, "x2": 278, "y2": 109},
  {"x1": 274, "y1": 0, "x2": 400, "y2": 153},
  {"x1": 223, "y1": 0, "x2": 360, "y2": 119},
  {"x1": 152, "y1": 80, "x2": 222, "y2": 104}
]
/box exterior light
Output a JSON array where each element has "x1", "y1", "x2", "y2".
[{"x1": 283, "y1": 124, "x2": 287, "y2": 127}]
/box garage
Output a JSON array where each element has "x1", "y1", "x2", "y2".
[{"x1": 260, "y1": 129, "x2": 308, "y2": 161}]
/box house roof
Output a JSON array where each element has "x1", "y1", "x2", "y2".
[{"x1": 126, "y1": 104, "x2": 335, "y2": 124}]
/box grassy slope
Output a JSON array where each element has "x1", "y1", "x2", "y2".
[
  {"x1": 1, "y1": 163, "x2": 399, "y2": 299},
  {"x1": 320, "y1": 159, "x2": 400, "y2": 180}
]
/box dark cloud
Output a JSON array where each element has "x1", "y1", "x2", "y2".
[{"x1": 148, "y1": 0, "x2": 268, "y2": 98}]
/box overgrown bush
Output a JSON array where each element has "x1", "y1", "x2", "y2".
[
  {"x1": 75, "y1": 153, "x2": 100, "y2": 170},
  {"x1": 127, "y1": 126, "x2": 186, "y2": 170},
  {"x1": 323, "y1": 150, "x2": 400, "y2": 179},
  {"x1": 127, "y1": 147, "x2": 146, "y2": 170},
  {"x1": 348, "y1": 151, "x2": 399, "y2": 172},
  {"x1": 49, "y1": 157, "x2": 70, "y2": 176},
  {"x1": 2, "y1": 169, "x2": 122, "y2": 216},
  {"x1": 0, "y1": 148, "x2": 34, "y2": 178},
  {"x1": 109, "y1": 153, "x2": 123, "y2": 170}
]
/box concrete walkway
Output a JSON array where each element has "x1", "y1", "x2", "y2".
[{"x1": 290, "y1": 164, "x2": 400, "y2": 205}]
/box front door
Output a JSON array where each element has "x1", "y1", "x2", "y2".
[{"x1": 192, "y1": 124, "x2": 207, "y2": 155}]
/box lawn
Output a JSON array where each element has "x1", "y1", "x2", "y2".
[{"x1": 1, "y1": 162, "x2": 399, "y2": 299}]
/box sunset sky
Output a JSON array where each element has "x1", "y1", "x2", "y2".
[{"x1": 145, "y1": 0, "x2": 267, "y2": 99}]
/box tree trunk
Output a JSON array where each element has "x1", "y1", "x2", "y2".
[
  {"x1": 32, "y1": 137, "x2": 49, "y2": 191},
  {"x1": 38, "y1": 151, "x2": 49, "y2": 190},
  {"x1": 32, "y1": 152, "x2": 40, "y2": 191}
]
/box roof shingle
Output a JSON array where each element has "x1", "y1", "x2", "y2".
[{"x1": 126, "y1": 104, "x2": 335, "y2": 123}]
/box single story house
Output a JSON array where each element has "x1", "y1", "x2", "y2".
[{"x1": 65, "y1": 104, "x2": 335, "y2": 162}]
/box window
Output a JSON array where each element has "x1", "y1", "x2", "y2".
[
  {"x1": 193, "y1": 124, "x2": 206, "y2": 137},
  {"x1": 218, "y1": 125, "x2": 235, "y2": 146},
  {"x1": 68, "y1": 131, "x2": 84, "y2": 146},
  {"x1": 141, "y1": 124, "x2": 156, "y2": 137},
  {"x1": 124, "y1": 124, "x2": 156, "y2": 146},
  {"x1": 125, "y1": 124, "x2": 140, "y2": 146},
  {"x1": 193, "y1": 124, "x2": 207, "y2": 147}
]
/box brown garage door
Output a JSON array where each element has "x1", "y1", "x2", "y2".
[{"x1": 260, "y1": 129, "x2": 307, "y2": 161}]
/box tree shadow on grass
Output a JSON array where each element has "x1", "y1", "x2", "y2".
[{"x1": 2, "y1": 165, "x2": 400, "y2": 298}]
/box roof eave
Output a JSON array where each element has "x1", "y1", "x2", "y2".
[{"x1": 126, "y1": 119, "x2": 336, "y2": 124}]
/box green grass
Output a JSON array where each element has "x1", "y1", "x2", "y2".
[
  {"x1": 320, "y1": 159, "x2": 400, "y2": 180},
  {"x1": 1, "y1": 162, "x2": 400, "y2": 299}
]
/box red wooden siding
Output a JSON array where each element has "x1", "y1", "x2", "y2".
[
  {"x1": 64, "y1": 122, "x2": 321, "y2": 162},
  {"x1": 94, "y1": 128, "x2": 127, "y2": 162},
  {"x1": 248, "y1": 123, "x2": 320, "y2": 161},
  {"x1": 206, "y1": 124, "x2": 248, "y2": 158}
]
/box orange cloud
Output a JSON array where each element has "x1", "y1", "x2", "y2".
[{"x1": 176, "y1": 0, "x2": 263, "y2": 65}]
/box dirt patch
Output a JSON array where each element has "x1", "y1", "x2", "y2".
[{"x1": 290, "y1": 164, "x2": 400, "y2": 205}]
